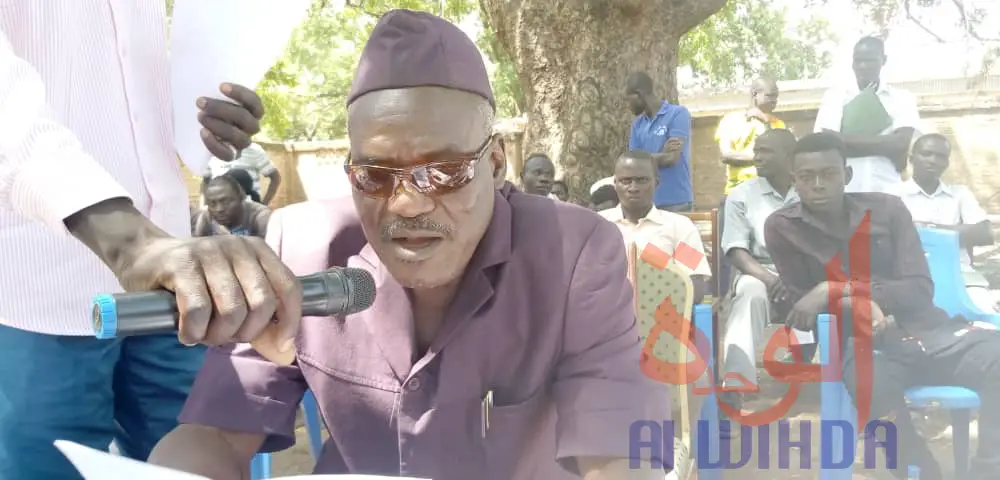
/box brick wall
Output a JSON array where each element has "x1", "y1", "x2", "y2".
[{"x1": 689, "y1": 107, "x2": 1000, "y2": 211}]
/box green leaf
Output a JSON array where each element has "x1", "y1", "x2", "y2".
[{"x1": 680, "y1": 0, "x2": 835, "y2": 88}]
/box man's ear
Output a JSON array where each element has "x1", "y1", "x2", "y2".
[
  {"x1": 492, "y1": 137, "x2": 507, "y2": 189},
  {"x1": 844, "y1": 165, "x2": 854, "y2": 186}
]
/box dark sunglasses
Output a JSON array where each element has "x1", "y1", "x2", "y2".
[{"x1": 345, "y1": 135, "x2": 495, "y2": 198}]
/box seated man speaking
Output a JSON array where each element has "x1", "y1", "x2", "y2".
[
  {"x1": 764, "y1": 132, "x2": 1000, "y2": 480},
  {"x1": 149, "y1": 10, "x2": 668, "y2": 480}
]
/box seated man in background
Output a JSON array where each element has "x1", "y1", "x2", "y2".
[
  {"x1": 718, "y1": 129, "x2": 799, "y2": 419},
  {"x1": 600, "y1": 150, "x2": 711, "y2": 303},
  {"x1": 519, "y1": 152, "x2": 555, "y2": 197},
  {"x1": 892, "y1": 133, "x2": 997, "y2": 312},
  {"x1": 192, "y1": 174, "x2": 272, "y2": 238},
  {"x1": 765, "y1": 132, "x2": 1000, "y2": 480},
  {"x1": 226, "y1": 168, "x2": 264, "y2": 203},
  {"x1": 551, "y1": 179, "x2": 569, "y2": 201},
  {"x1": 589, "y1": 183, "x2": 619, "y2": 211},
  {"x1": 202, "y1": 142, "x2": 282, "y2": 204}
]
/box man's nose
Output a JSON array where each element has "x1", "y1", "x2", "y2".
[{"x1": 388, "y1": 181, "x2": 435, "y2": 218}]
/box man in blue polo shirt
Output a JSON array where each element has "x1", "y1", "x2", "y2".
[{"x1": 625, "y1": 71, "x2": 694, "y2": 211}]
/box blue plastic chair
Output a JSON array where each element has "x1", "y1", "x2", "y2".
[
  {"x1": 692, "y1": 303, "x2": 722, "y2": 480},
  {"x1": 249, "y1": 390, "x2": 324, "y2": 479},
  {"x1": 818, "y1": 227, "x2": 997, "y2": 479},
  {"x1": 910, "y1": 227, "x2": 999, "y2": 478}
]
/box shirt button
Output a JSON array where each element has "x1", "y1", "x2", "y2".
[{"x1": 405, "y1": 377, "x2": 422, "y2": 392}]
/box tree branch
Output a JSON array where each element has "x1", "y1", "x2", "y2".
[
  {"x1": 949, "y1": 0, "x2": 1000, "y2": 42},
  {"x1": 903, "y1": 0, "x2": 945, "y2": 42},
  {"x1": 344, "y1": 0, "x2": 383, "y2": 18},
  {"x1": 671, "y1": 0, "x2": 729, "y2": 35}
]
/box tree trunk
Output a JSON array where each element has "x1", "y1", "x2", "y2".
[{"x1": 479, "y1": 0, "x2": 727, "y2": 203}]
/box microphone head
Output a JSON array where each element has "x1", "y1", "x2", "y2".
[{"x1": 342, "y1": 267, "x2": 376, "y2": 314}]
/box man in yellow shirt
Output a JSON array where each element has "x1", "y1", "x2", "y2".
[{"x1": 716, "y1": 78, "x2": 785, "y2": 194}]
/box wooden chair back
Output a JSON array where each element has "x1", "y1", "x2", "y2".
[{"x1": 680, "y1": 209, "x2": 721, "y2": 295}]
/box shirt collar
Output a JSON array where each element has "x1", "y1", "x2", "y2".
[
  {"x1": 790, "y1": 194, "x2": 870, "y2": 239},
  {"x1": 606, "y1": 205, "x2": 666, "y2": 225},
  {"x1": 756, "y1": 177, "x2": 799, "y2": 203},
  {"x1": 639, "y1": 101, "x2": 672, "y2": 120},
  {"x1": 902, "y1": 178, "x2": 953, "y2": 198},
  {"x1": 656, "y1": 101, "x2": 672, "y2": 116}
]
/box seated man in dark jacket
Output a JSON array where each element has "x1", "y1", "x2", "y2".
[{"x1": 764, "y1": 132, "x2": 1000, "y2": 480}]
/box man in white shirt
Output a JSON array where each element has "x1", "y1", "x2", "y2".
[
  {"x1": 813, "y1": 36, "x2": 920, "y2": 194},
  {"x1": 600, "y1": 150, "x2": 711, "y2": 303},
  {"x1": 203, "y1": 142, "x2": 282, "y2": 204},
  {"x1": 719, "y1": 129, "x2": 800, "y2": 420},
  {"x1": 891, "y1": 133, "x2": 997, "y2": 312},
  {"x1": 0, "y1": 4, "x2": 301, "y2": 478}
]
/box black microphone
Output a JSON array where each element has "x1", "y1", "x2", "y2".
[{"x1": 91, "y1": 267, "x2": 376, "y2": 339}]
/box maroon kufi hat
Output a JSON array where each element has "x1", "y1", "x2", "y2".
[{"x1": 347, "y1": 9, "x2": 495, "y2": 110}]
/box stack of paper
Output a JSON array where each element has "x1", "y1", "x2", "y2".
[
  {"x1": 55, "y1": 441, "x2": 428, "y2": 480},
  {"x1": 170, "y1": 0, "x2": 312, "y2": 174}
]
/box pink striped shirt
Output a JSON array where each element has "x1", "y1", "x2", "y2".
[{"x1": 0, "y1": 1, "x2": 191, "y2": 335}]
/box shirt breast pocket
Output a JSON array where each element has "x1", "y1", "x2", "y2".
[
  {"x1": 868, "y1": 235, "x2": 894, "y2": 274},
  {"x1": 481, "y1": 388, "x2": 549, "y2": 479}
]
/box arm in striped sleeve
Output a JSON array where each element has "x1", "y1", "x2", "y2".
[{"x1": 0, "y1": 29, "x2": 131, "y2": 232}]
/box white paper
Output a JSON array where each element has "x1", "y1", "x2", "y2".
[
  {"x1": 56, "y1": 440, "x2": 430, "y2": 480},
  {"x1": 55, "y1": 441, "x2": 208, "y2": 480},
  {"x1": 793, "y1": 327, "x2": 815, "y2": 345},
  {"x1": 170, "y1": 0, "x2": 311, "y2": 174}
]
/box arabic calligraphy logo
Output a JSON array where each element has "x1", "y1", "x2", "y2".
[{"x1": 637, "y1": 212, "x2": 876, "y2": 428}]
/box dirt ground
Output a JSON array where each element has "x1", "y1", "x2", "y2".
[{"x1": 270, "y1": 241, "x2": 1000, "y2": 478}]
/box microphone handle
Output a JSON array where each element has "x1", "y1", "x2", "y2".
[{"x1": 92, "y1": 272, "x2": 346, "y2": 340}]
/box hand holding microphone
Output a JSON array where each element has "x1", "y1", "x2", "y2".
[
  {"x1": 93, "y1": 234, "x2": 306, "y2": 365},
  {"x1": 94, "y1": 266, "x2": 375, "y2": 340}
]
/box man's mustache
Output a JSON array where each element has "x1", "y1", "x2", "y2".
[{"x1": 380, "y1": 216, "x2": 453, "y2": 240}]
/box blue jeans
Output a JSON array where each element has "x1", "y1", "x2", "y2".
[{"x1": 0, "y1": 326, "x2": 206, "y2": 479}]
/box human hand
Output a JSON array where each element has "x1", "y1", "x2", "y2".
[
  {"x1": 785, "y1": 282, "x2": 829, "y2": 331},
  {"x1": 664, "y1": 137, "x2": 683, "y2": 152},
  {"x1": 746, "y1": 107, "x2": 772, "y2": 124},
  {"x1": 115, "y1": 235, "x2": 301, "y2": 365},
  {"x1": 763, "y1": 274, "x2": 790, "y2": 304},
  {"x1": 869, "y1": 302, "x2": 889, "y2": 334},
  {"x1": 197, "y1": 83, "x2": 265, "y2": 160}
]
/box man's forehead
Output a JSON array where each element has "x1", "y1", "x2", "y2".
[
  {"x1": 205, "y1": 185, "x2": 236, "y2": 197},
  {"x1": 616, "y1": 159, "x2": 654, "y2": 176},
  {"x1": 918, "y1": 139, "x2": 950, "y2": 153},
  {"x1": 348, "y1": 87, "x2": 491, "y2": 157},
  {"x1": 794, "y1": 151, "x2": 840, "y2": 168},
  {"x1": 525, "y1": 156, "x2": 553, "y2": 169}
]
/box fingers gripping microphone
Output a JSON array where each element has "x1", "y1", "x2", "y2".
[{"x1": 91, "y1": 268, "x2": 376, "y2": 340}]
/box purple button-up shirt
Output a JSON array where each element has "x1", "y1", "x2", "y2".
[{"x1": 179, "y1": 190, "x2": 669, "y2": 479}]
